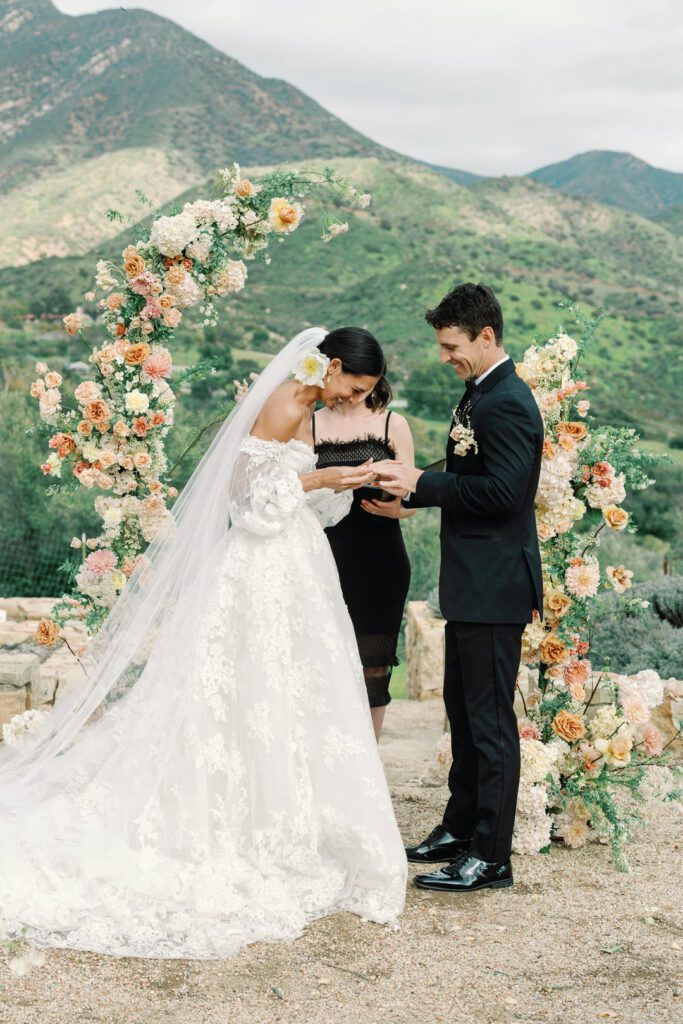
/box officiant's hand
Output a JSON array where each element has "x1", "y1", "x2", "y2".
[
  {"x1": 360, "y1": 496, "x2": 417, "y2": 519},
  {"x1": 372, "y1": 460, "x2": 423, "y2": 498}
]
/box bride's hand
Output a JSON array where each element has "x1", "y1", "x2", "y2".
[{"x1": 319, "y1": 460, "x2": 376, "y2": 492}]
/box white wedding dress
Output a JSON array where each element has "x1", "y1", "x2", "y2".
[{"x1": 0, "y1": 332, "x2": 407, "y2": 960}]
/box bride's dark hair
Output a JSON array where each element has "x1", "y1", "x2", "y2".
[{"x1": 319, "y1": 326, "x2": 393, "y2": 412}]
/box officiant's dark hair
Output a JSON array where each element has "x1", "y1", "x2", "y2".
[
  {"x1": 425, "y1": 282, "x2": 504, "y2": 344},
  {"x1": 319, "y1": 326, "x2": 393, "y2": 411}
]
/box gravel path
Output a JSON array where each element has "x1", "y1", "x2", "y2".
[{"x1": 1, "y1": 699, "x2": 681, "y2": 1024}]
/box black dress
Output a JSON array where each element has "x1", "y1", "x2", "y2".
[{"x1": 313, "y1": 411, "x2": 411, "y2": 708}]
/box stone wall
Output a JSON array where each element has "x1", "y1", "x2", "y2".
[{"x1": 0, "y1": 597, "x2": 87, "y2": 732}]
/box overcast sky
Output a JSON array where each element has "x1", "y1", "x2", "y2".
[{"x1": 54, "y1": 0, "x2": 682, "y2": 176}]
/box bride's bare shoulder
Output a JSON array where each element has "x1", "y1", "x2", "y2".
[{"x1": 250, "y1": 382, "x2": 303, "y2": 443}]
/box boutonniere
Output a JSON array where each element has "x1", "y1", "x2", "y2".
[{"x1": 449, "y1": 414, "x2": 478, "y2": 457}]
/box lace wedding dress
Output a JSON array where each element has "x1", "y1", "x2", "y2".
[{"x1": 0, "y1": 331, "x2": 407, "y2": 959}]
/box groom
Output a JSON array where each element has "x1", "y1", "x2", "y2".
[{"x1": 376, "y1": 282, "x2": 543, "y2": 893}]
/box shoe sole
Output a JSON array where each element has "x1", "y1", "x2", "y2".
[
  {"x1": 406, "y1": 852, "x2": 466, "y2": 864},
  {"x1": 413, "y1": 877, "x2": 513, "y2": 892}
]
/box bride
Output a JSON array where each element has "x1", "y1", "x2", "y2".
[{"x1": 0, "y1": 326, "x2": 407, "y2": 959}]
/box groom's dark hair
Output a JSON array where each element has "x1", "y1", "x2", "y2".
[{"x1": 425, "y1": 282, "x2": 504, "y2": 344}]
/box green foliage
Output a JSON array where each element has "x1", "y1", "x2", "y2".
[{"x1": 589, "y1": 581, "x2": 683, "y2": 676}]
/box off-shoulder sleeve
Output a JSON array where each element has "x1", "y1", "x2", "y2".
[
  {"x1": 229, "y1": 440, "x2": 306, "y2": 536},
  {"x1": 305, "y1": 487, "x2": 353, "y2": 528}
]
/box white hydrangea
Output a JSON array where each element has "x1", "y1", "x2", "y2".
[
  {"x1": 150, "y1": 211, "x2": 199, "y2": 257},
  {"x1": 185, "y1": 231, "x2": 213, "y2": 264},
  {"x1": 2, "y1": 709, "x2": 49, "y2": 746},
  {"x1": 585, "y1": 473, "x2": 626, "y2": 509},
  {"x1": 589, "y1": 704, "x2": 626, "y2": 740},
  {"x1": 512, "y1": 811, "x2": 553, "y2": 855},
  {"x1": 537, "y1": 447, "x2": 576, "y2": 509},
  {"x1": 639, "y1": 766, "x2": 675, "y2": 801},
  {"x1": 516, "y1": 780, "x2": 549, "y2": 817},
  {"x1": 549, "y1": 333, "x2": 578, "y2": 362},
  {"x1": 125, "y1": 389, "x2": 150, "y2": 415},
  {"x1": 166, "y1": 269, "x2": 202, "y2": 308},
  {"x1": 520, "y1": 738, "x2": 557, "y2": 784},
  {"x1": 619, "y1": 670, "x2": 665, "y2": 711},
  {"x1": 223, "y1": 260, "x2": 248, "y2": 293}
]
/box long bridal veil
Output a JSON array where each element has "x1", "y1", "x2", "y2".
[{"x1": 0, "y1": 326, "x2": 327, "y2": 810}]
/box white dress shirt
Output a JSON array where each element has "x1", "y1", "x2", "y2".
[{"x1": 475, "y1": 354, "x2": 510, "y2": 386}]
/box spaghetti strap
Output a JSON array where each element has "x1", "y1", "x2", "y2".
[
  {"x1": 384, "y1": 410, "x2": 392, "y2": 443},
  {"x1": 312, "y1": 412, "x2": 317, "y2": 443}
]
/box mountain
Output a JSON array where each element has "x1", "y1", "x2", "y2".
[
  {"x1": 529, "y1": 151, "x2": 683, "y2": 220},
  {"x1": 0, "y1": 0, "x2": 391, "y2": 262},
  {"x1": 423, "y1": 162, "x2": 485, "y2": 187}
]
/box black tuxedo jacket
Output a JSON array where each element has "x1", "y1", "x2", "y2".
[{"x1": 407, "y1": 358, "x2": 544, "y2": 623}]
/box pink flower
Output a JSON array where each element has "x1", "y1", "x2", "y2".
[
  {"x1": 141, "y1": 349, "x2": 172, "y2": 381},
  {"x1": 129, "y1": 271, "x2": 158, "y2": 296},
  {"x1": 518, "y1": 718, "x2": 541, "y2": 741},
  {"x1": 563, "y1": 659, "x2": 592, "y2": 690},
  {"x1": 642, "y1": 724, "x2": 664, "y2": 757},
  {"x1": 85, "y1": 549, "x2": 117, "y2": 577},
  {"x1": 75, "y1": 381, "x2": 102, "y2": 404},
  {"x1": 565, "y1": 558, "x2": 600, "y2": 598},
  {"x1": 621, "y1": 694, "x2": 650, "y2": 726},
  {"x1": 140, "y1": 301, "x2": 163, "y2": 321}
]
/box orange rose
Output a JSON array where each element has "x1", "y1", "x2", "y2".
[
  {"x1": 83, "y1": 399, "x2": 111, "y2": 424},
  {"x1": 57, "y1": 435, "x2": 77, "y2": 458},
  {"x1": 539, "y1": 634, "x2": 568, "y2": 665},
  {"x1": 36, "y1": 618, "x2": 60, "y2": 646},
  {"x1": 125, "y1": 343, "x2": 151, "y2": 366},
  {"x1": 122, "y1": 246, "x2": 146, "y2": 277},
  {"x1": 603, "y1": 505, "x2": 629, "y2": 531},
  {"x1": 158, "y1": 293, "x2": 176, "y2": 309},
  {"x1": 551, "y1": 710, "x2": 586, "y2": 743},
  {"x1": 556, "y1": 421, "x2": 588, "y2": 442},
  {"x1": 181, "y1": 258, "x2": 193, "y2": 270},
  {"x1": 77, "y1": 421, "x2": 92, "y2": 436}
]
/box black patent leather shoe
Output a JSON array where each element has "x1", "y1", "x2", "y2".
[
  {"x1": 405, "y1": 824, "x2": 471, "y2": 864},
  {"x1": 413, "y1": 853, "x2": 513, "y2": 892}
]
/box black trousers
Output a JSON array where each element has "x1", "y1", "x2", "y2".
[{"x1": 441, "y1": 621, "x2": 525, "y2": 863}]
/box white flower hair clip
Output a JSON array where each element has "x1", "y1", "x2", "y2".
[{"x1": 293, "y1": 350, "x2": 330, "y2": 388}]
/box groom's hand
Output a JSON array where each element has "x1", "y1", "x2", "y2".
[{"x1": 372, "y1": 460, "x2": 423, "y2": 498}]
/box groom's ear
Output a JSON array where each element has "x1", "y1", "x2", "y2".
[{"x1": 480, "y1": 326, "x2": 497, "y2": 349}]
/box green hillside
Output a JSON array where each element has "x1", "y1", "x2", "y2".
[
  {"x1": 529, "y1": 151, "x2": 683, "y2": 219},
  {"x1": 0, "y1": 0, "x2": 388, "y2": 198}
]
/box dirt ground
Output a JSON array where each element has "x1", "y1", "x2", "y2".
[{"x1": 1, "y1": 698, "x2": 681, "y2": 1024}]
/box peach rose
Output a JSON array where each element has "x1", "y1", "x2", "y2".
[
  {"x1": 551, "y1": 710, "x2": 586, "y2": 743},
  {"x1": 36, "y1": 618, "x2": 60, "y2": 646},
  {"x1": 235, "y1": 177, "x2": 257, "y2": 197},
  {"x1": 165, "y1": 266, "x2": 186, "y2": 287},
  {"x1": 556, "y1": 421, "x2": 588, "y2": 442},
  {"x1": 539, "y1": 634, "x2": 568, "y2": 665},
  {"x1": 603, "y1": 505, "x2": 629, "y2": 530},
  {"x1": 578, "y1": 742, "x2": 601, "y2": 773},
  {"x1": 133, "y1": 452, "x2": 152, "y2": 470},
  {"x1": 158, "y1": 293, "x2": 176, "y2": 309},
  {"x1": 268, "y1": 197, "x2": 303, "y2": 233},
  {"x1": 77, "y1": 420, "x2": 92, "y2": 436},
  {"x1": 163, "y1": 307, "x2": 182, "y2": 328},
  {"x1": 83, "y1": 399, "x2": 111, "y2": 424},
  {"x1": 591, "y1": 461, "x2": 612, "y2": 481},
  {"x1": 537, "y1": 522, "x2": 554, "y2": 542},
  {"x1": 125, "y1": 343, "x2": 151, "y2": 366},
  {"x1": 113, "y1": 420, "x2": 129, "y2": 438},
  {"x1": 545, "y1": 588, "x2": 572, "y2": 620},
  {"x1": 132, "y1": 416, "x2": 148, "y2": 438},
  {"x1": 57, "y1": 435, "x2": 77, "y2": 458},
  {"x1": 30, "y1": 380, "x2": 46, "y2": 398},
  {"x1": 106, "y1": 293, "x2": 125, "y2": 311},
  {"x1": 44, "y1": 371, "x2": 63, "y2": 389},
  {"x1": 122, "y1": 246, "x2": 146, "y2": 277},
  {"x1": 609, "y1": 734, "x2": 633, "y2": 766}
]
